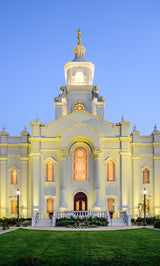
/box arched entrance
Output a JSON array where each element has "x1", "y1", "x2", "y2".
[{"x1": 74, "y1": 192, "x2": 87, "y2": 211}]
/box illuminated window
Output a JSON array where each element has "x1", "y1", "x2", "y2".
[
  {"x1": 108, "y1": 198, "x2": 115, "y2": 213},
  {"x1": 143, "y1": 199, "x2": 149, "y2": 213},
  {"x1": 143, "y1": 169, "x2": 149, "y2": 184},
  {"x1": 46, "y1": 161, "x2": 54, "y2": 182},
  {"x1": 11, "y1": 199, "x2": 17, "y2": 214},
  {"x1": 74, "y1": 102, "x2": 85, "y2": 111},
  {"x1": 11, "y1": 169, "x2": 18, "y2": 184},
  {"x1": 73, "y1": 146, "x2": 88, "y2": 181},
  {"x1": 47, "y1": 198, "x2": 54, "y2": 213},
  {"x1": 76, "y1": 200, "x2": 80, "y2": 211},
  {"x1": 82, "y1": 200, "x2": 85, "y2": 211},
  {"x1": 75, "y1": 71, "x2": 84, "y2": 83},
  {"x1": 107, "y1": 161, "x2": 115, "y2": 181}
]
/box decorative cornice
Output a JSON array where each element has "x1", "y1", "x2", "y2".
[
  {"x1": 120, "y1": 137, "x2": 132, "y2": 142},
  {"x1": 29, "y1": 137, "x2": 60, "y2": 143}
]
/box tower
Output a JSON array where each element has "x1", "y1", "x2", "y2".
[{"x1": 54, "y1": 30, "x2": 105, "y2": 119}]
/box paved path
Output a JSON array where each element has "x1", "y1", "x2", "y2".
[
  {"x1": 0, "y1": 225, "x2": 157, "y2": 234},
  {"x1": 16, "y1": 225, "x2": 155, "y2": 231},
  {"x1": 0, "y1": 227, "x2": 19, "y2": 234}
]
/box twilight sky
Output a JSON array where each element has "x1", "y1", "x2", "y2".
[{"x1": 0, "y1": 0, "x2": 160, "y2": 136}]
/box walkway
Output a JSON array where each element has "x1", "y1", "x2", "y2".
[{"x1": 0, "y1": 225, "x2": 156, "y2": 234}]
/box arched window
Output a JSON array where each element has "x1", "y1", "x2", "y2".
[
  {"x1": 11, "y1": 169, "x2": 18, "y2": 184},
  {"x1": 46, "y1": 161, "x2": 54, "y2": 182},
  {"x1": 74, "y1": 102, "x2": 85, "y2": 111},
  {"x1": 108, "y1": 198, "x2": 115, "y2": 213},
  {"x1": 143, "y1": 169, "x2": 149, "y2": 184},
  {"x1": 107, "y1": 161, "x2": 115, "y2": 181},
  {"x1": 11, "y1": 199, "x2": 17, "y2": 214},
  {"x1": 73, "y1": 146, "x2": 88, "y2": 181},
  {"x1": 75, "y1": 71, "x2": 84, "y2": 84},
  {"x1": 47, "y1": 198, "x2": 54, "y2": 213}
]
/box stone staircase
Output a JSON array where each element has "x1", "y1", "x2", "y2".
[
  {"x1": 110, "y1": 218, "x2": 127, "y2": 226},
  {"x1": 109, "y1": 211, "x2": 131, "y2": 226}
]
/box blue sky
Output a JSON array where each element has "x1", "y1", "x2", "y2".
[{"x1": 0, "y1": 0, "x2": 160, "y2": 136}]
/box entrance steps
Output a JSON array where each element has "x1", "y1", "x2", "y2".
[{"x1": 110, "y1": 218, "x2": 127, "y2": 226}]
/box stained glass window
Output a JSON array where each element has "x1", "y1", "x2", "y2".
[
  {"x1": 108, "y1": 198, "x2": 115, "y2": 213},
  {"x1": 46, "y1": 161, "x2": 54, "y2": 182},
  {"x1": 107, "y1": 161, "x2": 115, "y2": 181},
  {"x1": 73, "y1": 146, "x2": 88, "y2": 181},
  {"x1": 143, "y1": 169, "x2": 149, "y2": 184},
  {"x1": 11, "y1": 200, "x2": 17, "y2": 214},
  {"x1": 11, "y1": 169, "x2": 18, "y2": 184},
  {"x1": 47, "y1": 198, "x2": 54, "y2": 213}
]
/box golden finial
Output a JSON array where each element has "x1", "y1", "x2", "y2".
[{"x1": 78, "y1": 29, "x2": 81, "y2": 45}]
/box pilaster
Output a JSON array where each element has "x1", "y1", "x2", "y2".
[
  {"x1": 94, "y1": 150, "x2": 102, "y2": 210},
  {"x1": 32, "y1": 155, "x2": 41, "y2": 215},
  {"x1": 20, "y1": 158, "x2": 28, "y2": 217},
  {"x1": 132, "y1": 157, "x2": 140, "y2": 216},
  {"x1": 59, "y1": 151, "x2": 67, "y2": 210}
]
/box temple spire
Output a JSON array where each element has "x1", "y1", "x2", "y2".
[{"x1": 78, "y1": 29, "x2": 81, "y2": 45}]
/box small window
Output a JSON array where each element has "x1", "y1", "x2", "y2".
[
  {"x1": 46, "y1": 161, "x2": 54, "y2": 182},
  {"x1": 11, "y1": 169, "x2": 18, "y2": 184},
  {"x1": 11, "y1": 199, "x2": 17, "y2": 214},
  {"x1": 47, "y1": 198, "x2": 54, "y2": 213},
  {"x1": 74, "y1": 102, "x2": 85, "y2": 111},
  {"x1": 143, "y1": 169, "x2": 149, "y2": 184},
  {"x1": 107, "y1": 161, "x2": 115, "y2": 181},
  {"x1": 108, "y1": 198, "x2": 115, "y2": 213}
]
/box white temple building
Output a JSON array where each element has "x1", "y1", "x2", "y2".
[{"x1": 0, "y1": 30, "x2": 160, "y2": 226}]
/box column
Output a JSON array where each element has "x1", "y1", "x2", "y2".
[
  {"x1": 59, "y1": 153, "x2": 67, "y2": 210},
  {"x1": 32, "y1": 155, "x2": 41, "y2": 215},
  {"x1": 132, "y1": 157, "x2": 140, "y2": 216},
  {"x1": 94, "y1": 151, "x2": 102, "y2": 210},
  {"x1": 120, "y1": 152, "x2": 131, "y2": 212}
]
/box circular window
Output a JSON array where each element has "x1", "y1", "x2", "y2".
[
  {"x1": 77, "y1": 150, "x2": 84, "y2": 158},
  {"x1": 74, "y1": 102, "x2": 85, "y2": 111}
]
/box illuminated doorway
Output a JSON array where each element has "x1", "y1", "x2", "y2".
[{"x1": 74, "y1": 192, "x2": 87, "y2": 211}]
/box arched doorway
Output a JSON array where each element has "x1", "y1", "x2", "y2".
[{"x1": 74, "y1": 192, "x2": 87, "y2": 211}]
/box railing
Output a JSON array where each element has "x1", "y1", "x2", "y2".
[
  {"x1": 120, "y1": 211, "x2": 131, "y2": 225},
  {"x1": 55, "y1": 210, "x2": 107, "y2": 219},
  {"x1": 32, "y1": 210, "x2": 129, "y2": 227}
]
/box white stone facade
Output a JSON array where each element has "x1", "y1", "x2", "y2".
[{"x1": 0, "y1": 35, "x2": 160, "y2": 224}]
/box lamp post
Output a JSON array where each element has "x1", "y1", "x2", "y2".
[
  {"x1": 16, "y1": 188, "x2": 20, "y2": 227},
  {"x1": 143, "y1": 188, "x2": 147, "y2": 226}
]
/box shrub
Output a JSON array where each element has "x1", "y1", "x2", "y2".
[
  {"x1": 131, "y1": 218, "x2": 135, "y2": 223},
  {"x1": 154, "y1": 220, "x2": 160, "y2": 229}
]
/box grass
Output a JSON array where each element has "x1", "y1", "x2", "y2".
[{"x1": 0, "y1": 228, "x2": 160, "y2": 265}]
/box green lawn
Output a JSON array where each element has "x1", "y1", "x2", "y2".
[{"x1": 0, "y1": 228, "x2": 160, "y2": 265}]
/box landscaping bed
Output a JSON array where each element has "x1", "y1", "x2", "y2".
[{"x1": 56, "y1": 215, "x2": 108, "y2": 228}]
